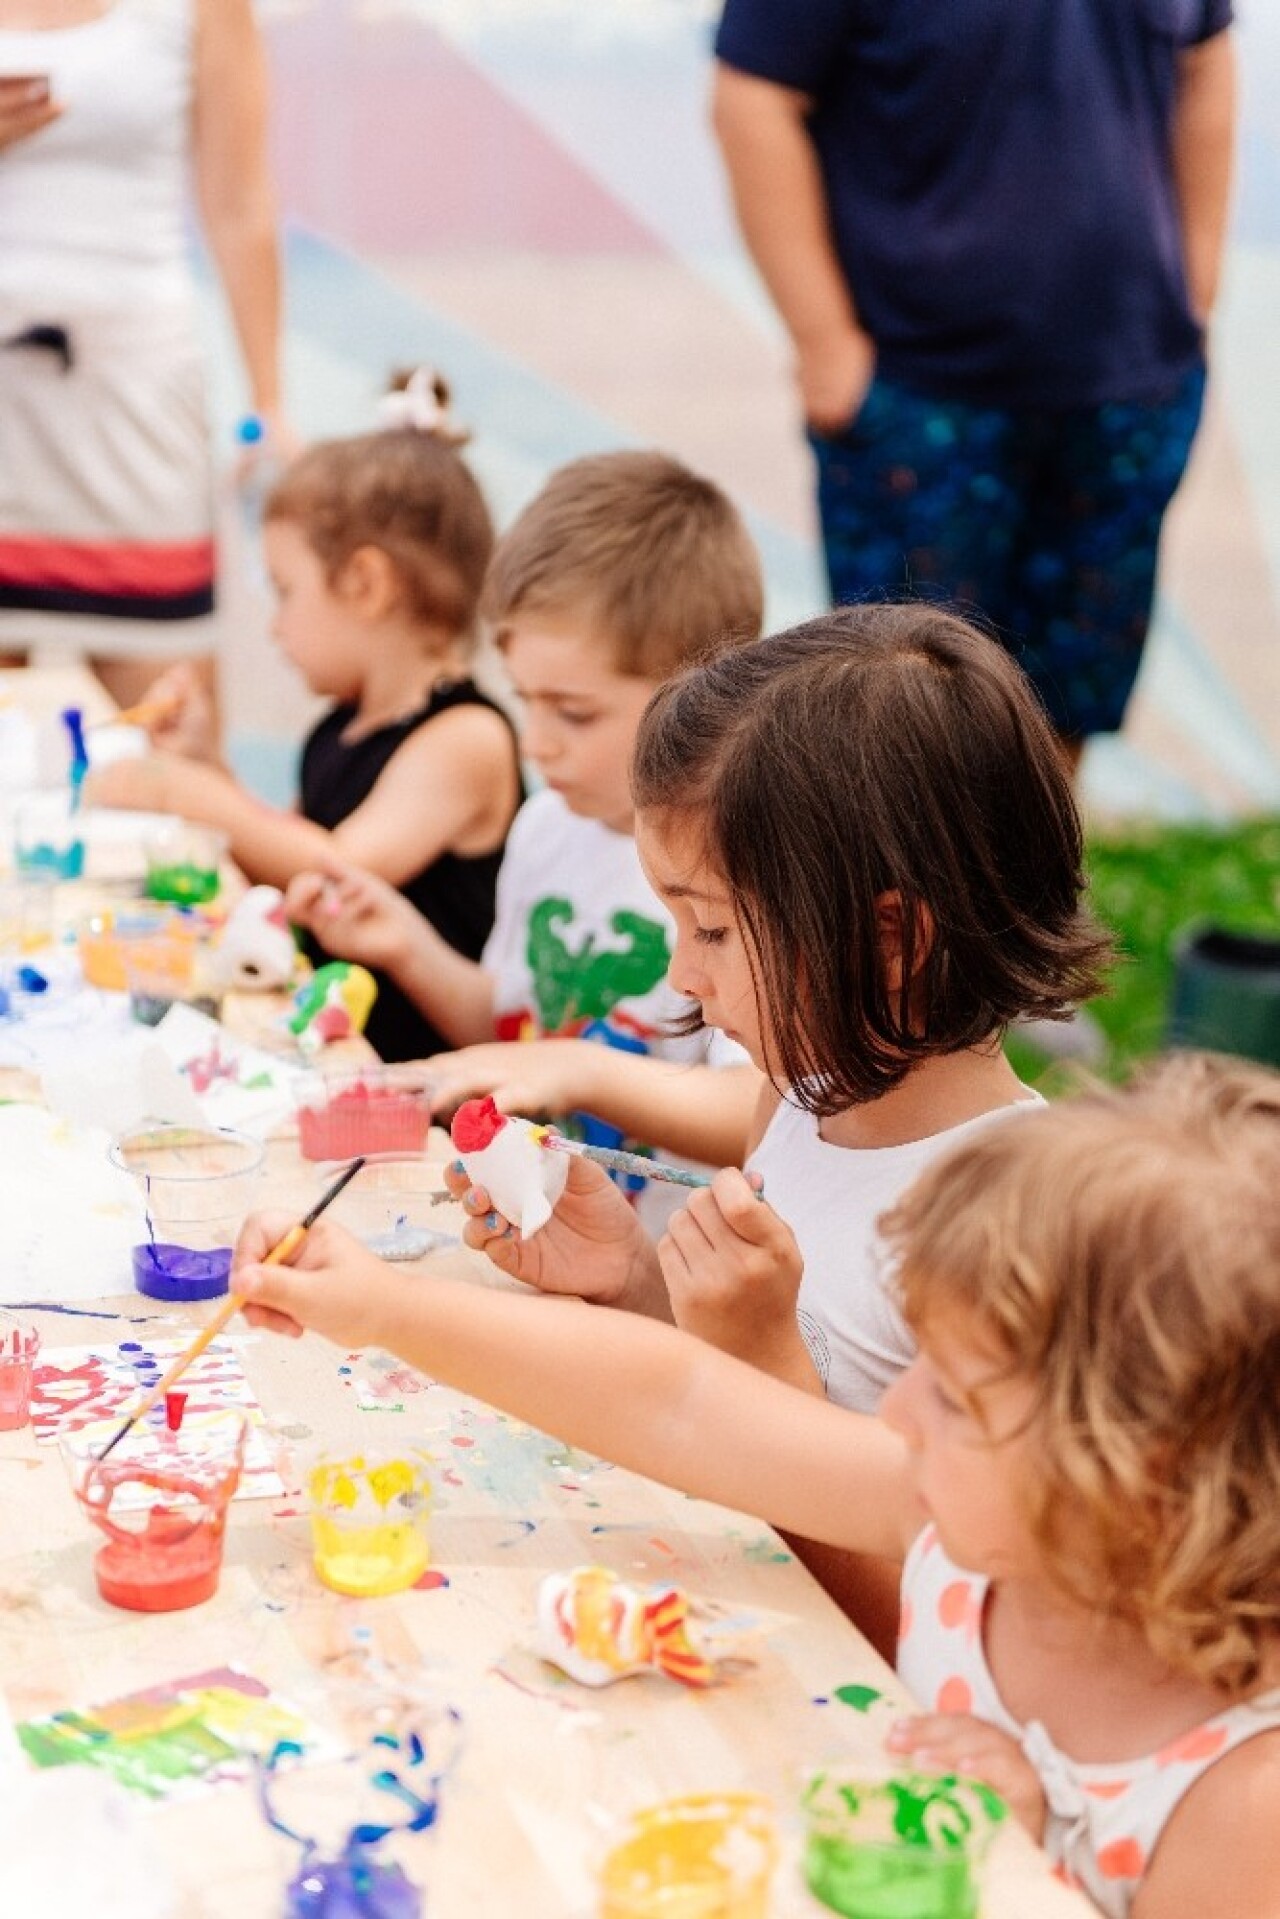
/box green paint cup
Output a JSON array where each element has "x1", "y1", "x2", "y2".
[{"x1": 800, "y1": 1770, "x2": 1006, "y2": 1919}]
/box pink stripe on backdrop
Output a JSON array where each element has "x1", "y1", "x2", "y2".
[
  {"x1": 267, "y1": 15, "x2": 665, "y2": 256},
  {"x1": 0, "y1": 534, "x2": 216, "y2": 596}
]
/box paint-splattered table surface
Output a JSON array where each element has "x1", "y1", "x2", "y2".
[{"x1": 1, "y1": 1135, "x2": 1093, "y2": 1919}]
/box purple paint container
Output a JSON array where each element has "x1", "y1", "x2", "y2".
[{"x1": 131, "y1": 1243, "x2": 232, "y2": 1303}]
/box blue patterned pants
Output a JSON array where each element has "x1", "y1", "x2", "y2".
[{"x1": 809, "y1": 364, "x2": 1206, "y2": 739}]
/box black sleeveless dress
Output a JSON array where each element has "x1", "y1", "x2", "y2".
[{"x1": 299, "y1": 678, "x2": 519, "y2": 1062}]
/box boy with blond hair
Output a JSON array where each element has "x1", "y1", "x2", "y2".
[{"x1": 287, "y1": 451, "x2": 764, "y2": 1216}]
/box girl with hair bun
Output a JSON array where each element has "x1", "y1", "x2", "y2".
[{"x1": 90, "y1": 372, "x2": 522, "y2": 1061}]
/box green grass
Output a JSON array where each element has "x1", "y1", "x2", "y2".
[{"x1": 1007, "y1": 816, "x2": 1280, "y2": 1086}]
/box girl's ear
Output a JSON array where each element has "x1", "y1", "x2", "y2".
[
  {"x1": 874, "y1": 891, "x2": 935, "y2": 995},
  {"x1": 334, "y1": 544, "x2": 401, "y2": 621}
]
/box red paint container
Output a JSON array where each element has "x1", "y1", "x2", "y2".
[
  {"x1": 70, "y1": 1413, "x2": 246, "y2": 1613},
  {"x1": 296, "y1": 1070, "x2": 433, "y2": 1162}
]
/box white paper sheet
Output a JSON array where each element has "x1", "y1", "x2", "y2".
[{"x1": 0, "y1": 1105, "x2": 143, "y2": 1301}]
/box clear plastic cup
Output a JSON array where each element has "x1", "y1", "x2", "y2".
[
  {"x1": 309, "y1": 1152, "x2": 452, "y2": 1261},
  {"x1": 13, "y1": 789, "x2": 84, "y2": 881},
  {"x1": 108, "y1": 1125, "x2": 263, "y2": 1301},
  {"x1": 0, "y1": 1314, "x2": 40, "y2": 1431},
  {"x1": 66, "y1": 1409, "x2": 246, "y2": 1612},
  {"x1": 296, "y1": 1067, "x2": 434, "y2": 1163},
  {"x1": 143, "y1": 819, "x2": 226, "y2": 906},
  {"x1": 308, "y1": 1448, "x2": 433, "y2": 1597},
  {"x1": 77, "y1": 907, "x2": 198, "y2": 993},
  {"x1": 799, "y1": 1768, "x2": 1007, "y2": 1919},
  {"x1": 598, "y1": 1793, "x2": 778, "y2": 1919}
]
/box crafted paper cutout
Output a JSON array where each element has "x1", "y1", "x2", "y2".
[{"x1": 451, "y1": 1097, "x2": 567, "y2": 1237}]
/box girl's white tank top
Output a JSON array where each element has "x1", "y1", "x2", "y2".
[{"x1": 0, "y1": 0, "x2": 195, "y2": 307}]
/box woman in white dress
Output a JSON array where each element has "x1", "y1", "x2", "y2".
[{"x1": 0, "y1": 0, "x2": 286, "y2": 708}]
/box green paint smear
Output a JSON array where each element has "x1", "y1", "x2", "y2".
[{"x1": 833, "y1": 1683, "x2": 884, "y2": 1713}]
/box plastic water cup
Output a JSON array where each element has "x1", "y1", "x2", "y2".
[
  {"x1": 108, "y1": 1125, "x2": 263, "y2": 1302},
  {"x1": 598, "y1": 1793, "x2": 777, "y2": 1918},
  {"x1": 13, "y1": 789, "x2": 84, "y2": 881},
  {"x1": 0, "y1": 1315, "x2": 40, "y2": 1431},
  {"x1": 308, "y1": 1448, "x2": 433, "y2": 1597},
  {"x1": 143, "y1": 819, "x2": 226, "y2": 906},
  {"x1": 799, "y1": 1768, "x2": 1006, "y2": 1919},
  {"x1": 67, "y1": 1410, "x2": 246, "y2": 1612}
]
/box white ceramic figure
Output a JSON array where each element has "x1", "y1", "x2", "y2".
[
  {"x1": 214, "y1": 885, "x2": 297, "y2": 990},
  {"x1": 534, "y1": 1566, "x2": 715, "y2": 1688},
  {"x1": 450, "y1": 1097, "x2": 568, "y2": 1237}
]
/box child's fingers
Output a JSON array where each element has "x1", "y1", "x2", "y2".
[
  {"x1": 237, "y1": 1259, "x2": 309, "y2": 1321},
  {"x1": 240, "y1": 1302, "x2": 305, "y2": 1339},
  {"x1": 233, "y1": 1209, "x2": 298, "y2": 1267},
  {"x1": 284, "y1": 872, "x2": 327, "y2": 920},
  {"x1": 457, "y1": 1181, "x2": 519, "y2": 1251},
  {"x1": 705, "y1": 1167, "x2": 780, "y2": 1241}
]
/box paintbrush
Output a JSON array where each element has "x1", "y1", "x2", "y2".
[
  {"x1": 533, "y1": 1130, "x2": 712, "y2": 1192},
  {"x1": 99, "y1": 693, "x2": 180, "y2": 731},
  {"x1": 95, "y1": 1156, "x2": 366, "y2": 1462}
]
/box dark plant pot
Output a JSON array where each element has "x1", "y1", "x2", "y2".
[{"x1": 1167, "y1": 925, "x2": 1280, "y2": 1068}]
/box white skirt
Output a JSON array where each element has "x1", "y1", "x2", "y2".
[{"x1": 0, "y1": 294, "x2": 217, "y2": 659}]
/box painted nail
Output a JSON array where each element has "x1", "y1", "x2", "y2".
[
  {"x1": 484, "y1": 1212, "x2": 499, "y2": 1230},
  {"x1": 449, "y1": 1158, "x2": 465, "y2": 1176}
]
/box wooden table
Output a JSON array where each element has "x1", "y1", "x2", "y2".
[
  {"x1": 1, "y1": 1127, "x2": 1092, "y2": 1919},
  {"x1": 0, "y1": 666, "x2": 1091, "y2": 1913}
]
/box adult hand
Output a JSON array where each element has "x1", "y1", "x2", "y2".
[
  {"x1": 235, "y1": 1210, "x2": 392, "y2": 1347},
  {"x1": 427, "y1": 1038, "x2": 592, "y2": 1122},
  {"x1": 797, "y1": 324, "x2": 876, "y2": 436},
  {"x1": 886, "y1": 1713, "x2": 1048, "y2": 1840},
  {"x1": 659, "y1": 1169, "x2": 819, "y2": 1388},
  {"x1": 285, "y1": 865, "x2": 420, "y2": 975},
  {"x1": 0, "y1": 76, "x2": 60, "y2": 154},
  {"x1": 442, "y1": 1153, "x2": 667, "y2": 1314}
]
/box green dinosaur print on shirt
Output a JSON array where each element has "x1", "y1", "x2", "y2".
[{"x1": 526, "y1": 898, "x2": 670, "y2": 1032}]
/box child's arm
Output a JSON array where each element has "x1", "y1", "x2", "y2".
[
  {"x1": 88, "y1": 704, "x2": 517, "y2": 900},
  {"x1": 427, "y1": 1045, "x2": 762, "y2": 1168},
  {"x1": 285, "y1": 866, "x2": 496, "y2": 1047},
  {"x1": 87, "y1": 753, "x2": 335, "y2": 888},
  {"x1": 233, "y1": 1208, "x2": 914, "y2": 1560}
]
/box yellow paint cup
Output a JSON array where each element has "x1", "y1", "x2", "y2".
[
  {"x1": 599, "y1": 1793, "x2": 777, "y2": 1918},
  {"x1": 308, "y1": 1449, "x2": 432, "y2": 1597}
]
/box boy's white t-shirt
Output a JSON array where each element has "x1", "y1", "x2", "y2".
[
  {"x1": 747, "y1": 1090, "x2": 1044, "y2": 1413},
  {"x1": 482, "y1": 789, "x2": 742, "y2": 1230}
]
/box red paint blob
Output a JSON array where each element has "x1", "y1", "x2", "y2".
[
  {"x1": 414, "y1": 1568, "x2": 450, "y2": 1590},
  {"x1": 451, "y1": 1096, "x2": 505, "y2": 1153}
]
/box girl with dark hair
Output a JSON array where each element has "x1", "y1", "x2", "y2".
[
  {"x1": 446, "y1": 604, "x2": 1110, "y2": 1641},
  {"x1": 454, "y1": 604, "x2": 1108, "y2": 1387}
]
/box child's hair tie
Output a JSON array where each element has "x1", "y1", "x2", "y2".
[{"x1": 377, "y1": 367, "x2": 470, "y2": 445}]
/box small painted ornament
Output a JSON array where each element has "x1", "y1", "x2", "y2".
[
  {"x1": 289, "y1": 963, "x2": 378, "y2": 1058},
  {"x1": 535, "y1": 1565, "x2": 719, "y2": 1689},
  {"x1": 215, "y1": 884, "x2": 298, "y2": 990},
  {"x1": 450, "y1": 1096, "x2": 568, "y2": 1237}
]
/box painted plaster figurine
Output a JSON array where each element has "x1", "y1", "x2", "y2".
[
  {"x1": 288, "y1": 963, "x2": 378, "y2": 1058},
  {"x1": 215, "y1": 884, "x2": 298, "y2": 991},
  {"x1": 450, "y1": 1096, "x2": 568, "y2": 1237},
  {"x1": 534, "y1": 1565, "x2": 717, "y2": 1689}
]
